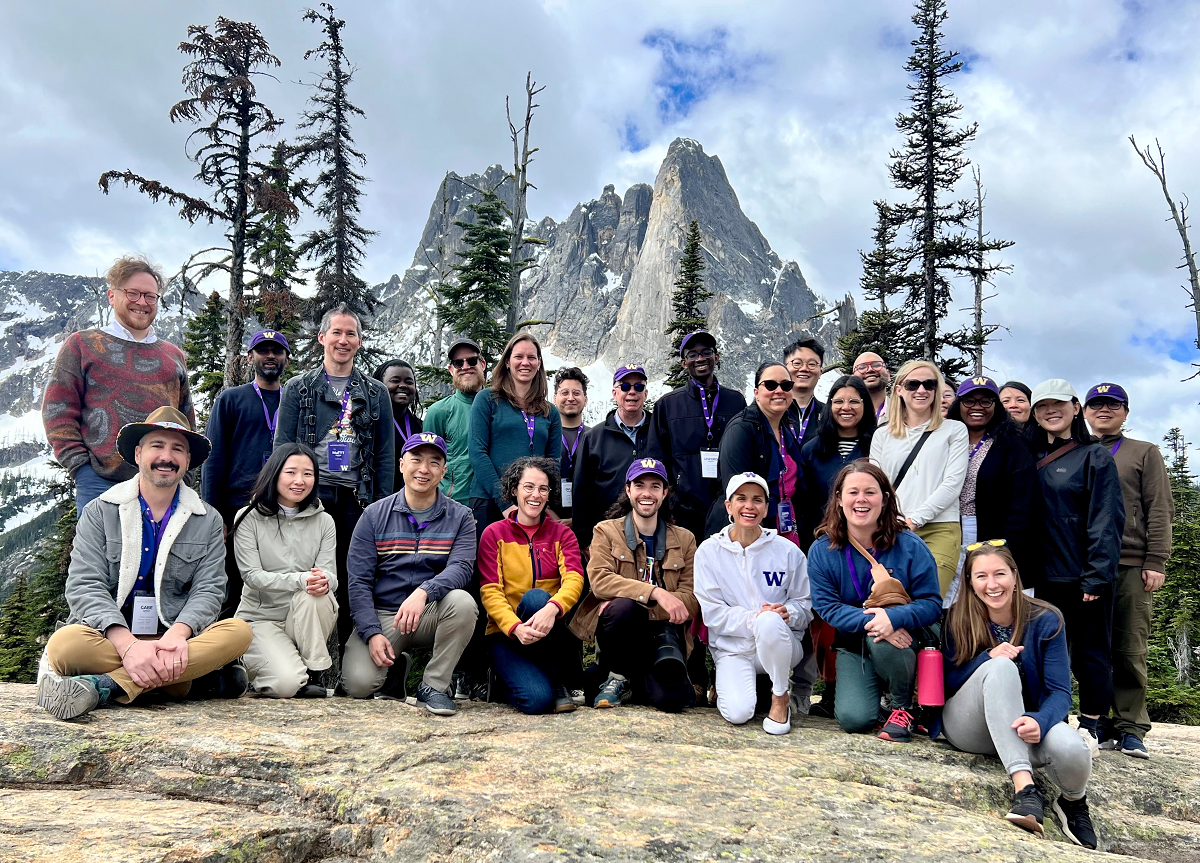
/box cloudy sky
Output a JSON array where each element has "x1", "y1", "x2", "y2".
[{"x1": 2, "y1": 0, "x2": 1199, "y2": 446}]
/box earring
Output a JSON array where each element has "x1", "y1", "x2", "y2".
[{"x1": 728, "y1": 512, "x2": 735, "y2": 525}]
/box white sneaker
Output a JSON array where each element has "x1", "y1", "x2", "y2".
[
  {"x1": 763, "y1": 707, "x2": 792, "y2": 735},
  {"x1": 1078, "y1": 724, "x2": 1100, "y2": 760}
]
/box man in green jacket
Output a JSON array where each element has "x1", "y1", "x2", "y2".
[
  {"x1": 1084, "y1": 382, "x2": 1173, "y2": 760},
  {"x1": 425, "y1": 338, "x2": 488, "y2": 505}
]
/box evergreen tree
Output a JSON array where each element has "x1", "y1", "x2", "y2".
[
  {"x1": 248, "y1": 140, "x2": 308, "y2": 339},
  {"x1": 860, "y1": 200, "x2": 905, "y2": 312},
  {"x1": 296, "y1": 3, "x2": 377, "y2": 358},
  {"x1": 99, "y1": 18, "x2": 286, "y2": 390},
  {"x1": 0, "y1": 573, "x2": 35, "y2": 682},
  {"x1": 183, "y1": 292, "x2": 228, "y2": 428},
  {"x1": 887, "y1": 0, "x2": 1012, "y2": 369},
  {"x1": 836, "y1": 308, "x2": 923, "y2": 374},
  {"x1": 664, "y1": 220, "x2": 712, "y2": 387},
  {"x1": 437, "y1": 190, "x2": 513, "y2": 365}
]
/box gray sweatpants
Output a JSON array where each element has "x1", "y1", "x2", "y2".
[{"x1": 942, "y1": 657, "x2": 1092, "y2": 798}]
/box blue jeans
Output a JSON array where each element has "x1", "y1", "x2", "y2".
[
  {"x1": 74, "y1": 463, "x2": 116, "y2": 514},
  {"x1": 488, "y1": 589, "x2": 580, "y2": 715}
]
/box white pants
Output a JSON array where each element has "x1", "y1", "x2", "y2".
[
  {"x1": 241, "y1": 590, "x2": 338, "y2": 698},
  {"x1": 714, "y1": 611, "x2": 805, "y2": 725}
]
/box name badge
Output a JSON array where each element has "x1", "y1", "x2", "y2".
[
  {"x1": 560, "y1": 480, "x2": 573, "y2": 508},
  {"x1": 130, "y1": 593, "x2": 158, "y2": 635},
  {"x1": 777, "y1": 500, "x2": 796, "y2": 533},
  {"x1": 701, "y1": 450, "x2": 719, "y2": 479},
  {"x1": 328, "y1": 442, "x2": 351, "y2": 472}
]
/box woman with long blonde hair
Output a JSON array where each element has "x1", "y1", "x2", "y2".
[{"x1": 869, "y1": 359, "x2": 968, "y2": 593}]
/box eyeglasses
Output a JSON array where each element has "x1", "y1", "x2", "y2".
[
  {"x1": 118, "y1": 287, "x2": 161, "y2": 305},
  {"x1": 966, "y1": 538, "x2": 1007, "y2": 551},
  {"x1": 830, "y1": 397, "x2": 863, "y2": 407},
  {"x1": 757, "y1": 379, "x2": 795, "y2": 392},
  {"x1": 853, "y1": 361, "x2": 885, "y2": 372},
  {"x1": 450, "y1": 355, "x2": 481, "y2": 369},
  {"x1": 902, "y1": 379, "x2": 938, "y2": 392},
  {"x1": 683, "y1": 348, "x2": 716, "y2": 361},
  {"x1": 618, "y1": 381, "x2": 646, "y2": 392},
  {"x1": 960, "y1": 395, "x2": 995, "y2": 408},
  {"x1": 787, "y1": 359, "x2": 822, "y2": 371}
]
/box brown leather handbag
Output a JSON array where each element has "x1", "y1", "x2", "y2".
[{"x1": 848, "y1": 536, "x2": 912, "y2": 609}]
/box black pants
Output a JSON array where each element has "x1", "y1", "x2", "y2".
[
  {"x1": 321, "y1": 485, "x2": 365, "y2": 650},
  {"x1": 1040, "y1": 581, "x2": 1114, "y2": 717},
  {"x1": 596, "y1": 597, "x2": 692, "y2": 713},
  {"x1": 215, "y1": 504, "x2": 244, "y2": 620},
  {"x1": 456, "y1": 497, "x2": 507, "y2": 682}
]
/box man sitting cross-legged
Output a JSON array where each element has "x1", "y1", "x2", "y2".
[{"x1": 38, "y1": 407, "x2": 252, "y2": 720}]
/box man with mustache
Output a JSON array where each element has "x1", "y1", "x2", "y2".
[
  {"x1": 37, "y1": 407, "x2": 251, "y2": 720},
  {"x1": 203, "y1": 330, "x2": 292, "y2": 617},
  {"x1": 851, "y1": 351, "x2": 891, "y2": 423}
]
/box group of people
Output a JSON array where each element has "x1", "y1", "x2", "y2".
[{"x1": 32, "y1": 256, "x2": 1175, "y2": 850}]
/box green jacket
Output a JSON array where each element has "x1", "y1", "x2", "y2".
[{"x1": 425, "y1": 390, "x2": 475, "y2": 505}]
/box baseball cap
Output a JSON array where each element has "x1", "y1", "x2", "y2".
[
  {"x1": 680, "y1": 330, "x2": 717, "y2": 357},
  {"x1": 626, "y1": 457, "x2": 668, "y2": 484},
  {"x1": 1029, "y1": 379, "x2": 1078, "y2": 408},
  {"x1": 1085, "y1": 382, "x2": 1129, "y2": 407},
  {"x1": 613, "y1": 364, "x2": 647, "y2": 383},
  {"x1": 247, "y1": 330, "x2": 289, "y2": 352},
  {"x1": 446, "y1": 337, "x2": 481, "y2": 360},
  {"x1": 725, "y1": 472, "x2": 770, "y2": 501},
  {"x1": 401, "y1": 431, "x2": 447, "y2": 458},
  {"x1": 956, "y1": 376, "x2": 1000, "y2": 399}
]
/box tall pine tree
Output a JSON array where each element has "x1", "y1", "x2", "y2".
[
  {"x1": 99, "y1": 18, "x2": 286, "y2": 390},
  {"x1": 248, "y1": 140, "x2": 308, "y2": 338},
  {"x1": 296, "y1": 3, "x2": 377, "y2": 358},
  {"x1": 0, "y1": 573, "x2": 35, "y2": 682},
  {"x1": 183, "y1": 292, "x2": 228, "y2": 428},
  {"x1": 664, "y1": 220, "x2": 712, "y2": 387}
]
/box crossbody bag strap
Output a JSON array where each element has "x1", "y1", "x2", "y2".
[
  {"x1": 892, "y1": 430, "x2": 934, "y2": 490},
  {"x1": 1036, "y1": 440, "x2": 1079, "y2": 470},
  {"x1": 847, "y1": 535, "x2": 890, "y2": 586}
]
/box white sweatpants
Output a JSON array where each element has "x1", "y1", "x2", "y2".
[
  {"x1": 241, "y1": 590, "x2": 338, "y2": 698},
  {"x1": 713, "y1": 611, "x2": 805, "y2": 725}
]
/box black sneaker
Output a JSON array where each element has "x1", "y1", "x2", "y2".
[
  {"x1": 296, "y1": 669, "x2": 328, "y2": 699},
  {"x1": 553, "y1": 685, "x2": 577, "y2": 714},
  {"x1": 877, "y1": 708, "x2": 915, "y2": 742},
  {"x1": 191, "y1": 661, "x2": 249, "y2": 700},
  {"x1": 416, "y1": 682, "x2": 457, "y2": 716},
  {"x1": 374, "y1": 652, "x2": 412, "y2": 702},
  {"x1": 1005, "y1": 784, "x2": 1045, "y2": 835},
  {"x1": 1052, "y1": 794, "x2": 1097, "y2": 849}
]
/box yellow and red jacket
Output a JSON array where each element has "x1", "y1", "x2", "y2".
[{"x1": 478, "y1": 513, "x2": 584, "y2": 637}]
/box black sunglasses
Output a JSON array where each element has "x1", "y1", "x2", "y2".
[
  {"x1": 902, "y1": 378, "x2": 938, "y2": 392},
  {"x1": 450, "y1": 355, "x2": 481, "y2": 369},
  {"x1": 618, "y1": 381, "x2": 646, "y2": 392},
  {"x1": 758, "y1": 379, "x2": 795, "y2": 392}
]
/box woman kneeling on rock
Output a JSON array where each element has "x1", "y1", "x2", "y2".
[
  {"x1": 934, "y1": 542, "x2": 1097, "y2": 848},
  {"x1": 807, "y1": 460, "x2": 943, "y2": 742},
  {"x1": 695, "y1": 472, "x2": 812, "y2": 735},
  {"x1": 234, "y1": 444, "x2": 338, "y2": 698}
]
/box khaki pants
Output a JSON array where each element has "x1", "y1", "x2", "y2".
[
  {"x1": 242, "y1": 591, "x2": 338, "y2": 698},
  {"x1": 1112, "y1": 563, "x2": 1152, "y2": 739},
  {"x1": 916, "y1": 521, "x2": 962, "y2": 595},
  {"x1": 342, "y1": 589, "x2": 476, "y2": 698},
  {"x1": 46, "y1": 619, "x2": 252, "y2": 703}
]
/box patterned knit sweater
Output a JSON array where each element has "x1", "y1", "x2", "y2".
[{"x1": 42, "y1": 329, "x2": 194, "y2": 481}]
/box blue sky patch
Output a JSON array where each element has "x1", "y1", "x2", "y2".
[
  {"x1": 620, "y1": 118, "x2": 649, "y2": 153},
  {"x1": 640, "y1": 28, "x2": 767, "y2": 128},
  {"x1": 1128, "y1": 330, "x2": 1200, "y2": 363}
]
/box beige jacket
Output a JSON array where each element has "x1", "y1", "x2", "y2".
[{"x1": 233, "y1": 502, "x2": 338, "y2": 623}]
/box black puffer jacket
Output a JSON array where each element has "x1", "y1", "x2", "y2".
[
  {"x1": 971, "y1": 427, "x2": 1042, "y2": 585},
  {"x1": 571, "y1": 410, "x2": 653, "y2": 551}
]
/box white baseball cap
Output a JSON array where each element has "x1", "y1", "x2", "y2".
[
  {"x1": 1029, "y1": 378, "x2": 1078, "y2": 408},
  {"x1": 725, "y1": 472, "x2": 770, "y2": 501}
]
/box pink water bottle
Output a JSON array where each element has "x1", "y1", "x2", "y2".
[{"x1": 917, "y1": 646, "x2": 945, "y2": 707}]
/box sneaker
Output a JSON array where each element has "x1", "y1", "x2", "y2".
[
  {"x1": 1077, "y1": 722, "x2": 1100, "y2": 760},
  {"x1": 878, "y1": 707, "x2": 915, "y2": 743},
  {"x1": 809, "y1": 682, "x2": 836, "y2": 719},
  {"x1": 593, "y1": 673, "x2": 631, "y2": 708},
  {"x1": 569, "y1": 688, "x2": 585, "y2": 706},
  {"x1": 191, "y1": 661, "x2": 249, "y2": 700},
  {"x1": 1096, "y1": 717, "x2": 1118, "y2": 750},
  {"x1": 416, "y1": 682, "x2": 457, "y2": 716},
  {"x1": 1004, "y1": 783, "x2": 1045, "y2": 835},
  {"x1": 1051, "y1": 794, "x2": 1097, "y2": 849},
  {"x1": 37, "y1": 670, "x2": 101, "y2": 720},
  {"x1": 553, "y1": 686, "x2": 577, "y2": 714},
  {"x1": 296, "y1": 668, "x2": 328, "y2": 699},
  {"x1": 449, "y1": 672, "x2": 467, "y2": 701},
  {"x1": 1119, "y1": 732, "x2": 1149, "y2": 759},
  {"x1": 374, "y1": 652, "x2": 412, "y2": 702},
  {"x1": 790, "y1": 691, "x2": 812, "y2": 717}
]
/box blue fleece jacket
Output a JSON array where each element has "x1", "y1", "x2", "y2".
[
  {"x1": 807, "y1": 530, "x2": 943, "y2": 636},
  {"x1": 468, "y1": 390, "x2": 562, "y2": 505}
]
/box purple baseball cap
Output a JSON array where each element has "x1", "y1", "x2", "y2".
[
  {"x1": 1085, "y1": 382, "x2": 1129, "y2": 407},
  {"x1": 956, "y1": 376, "x2": 1000, "y2": 399},
  {"x1": 679, "y1": 330, "x2": 717, "y2": 358},
  {"x1": 626, "y1": 457, "x2": 668, "y2": 484},
  {"x1": 613, "y1": 364, "x2": 647, "y2": 383},
  {"x1": 401, "y1": 431, "x2": 447, "y2": 458},
  {"x1": 247, "y1": 329, "x2": 290, "y2": 352}
]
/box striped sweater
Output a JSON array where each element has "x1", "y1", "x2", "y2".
[{"x1": 478, "y1": 513, "x2": 584, "y2": 637}]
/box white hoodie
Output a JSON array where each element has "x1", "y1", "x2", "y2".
[{"x1": 694, "y1": 525, "x2": 813, "y2": 659}]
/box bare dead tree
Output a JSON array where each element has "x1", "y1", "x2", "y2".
[
  {"x1": 505, "y1": 72, "x2": 547, "y2": 335},
  {"x1": 1131, "y1": 136, "x2": 1200, "y2": 371}
]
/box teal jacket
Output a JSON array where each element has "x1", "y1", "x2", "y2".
[
  {"x1": 425, "y1": 390, "x2": 475, "y2": 504},
  {"x1": 468, "y1": 390, "x2": 562, "y2": 506}
]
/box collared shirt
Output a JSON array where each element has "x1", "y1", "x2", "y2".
[
  {"x1": 121, "y1": 486, "x2": 180, "y2": 630},
  {"x1": 616, "y1": 411, "x2": 646, "y2": 443},
  {"x1": 102, "y1": 319, "x2": 158, "y2": 344}
]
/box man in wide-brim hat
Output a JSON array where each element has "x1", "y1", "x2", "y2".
[{"x1": 37, "y1": 406, "x2": 252, "y2": 721}]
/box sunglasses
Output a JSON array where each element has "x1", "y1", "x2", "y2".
[
  {"x1": 966, "y1": 538, "x2": 1007, "y2": 551},
  {"x1": 618, "y1": 381, "x2": 646, "y2": 392},
  {"x1": 902, "y1": 378, "x2": 938, "y2": 392},
  {"x1": 758, "y1": 379, "x2": 795, "y2": 392},
  {"x1": 450, "y1": 355, "x2": 481, "y2": 369}
]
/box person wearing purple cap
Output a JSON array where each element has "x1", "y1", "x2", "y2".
[
  {"x1": 1083, "y1": 383, "x2": 1172, "y2": 759},
  {"x1": 571, "y1": 363, "x2": 654, "y2": 554},
  {"x1": 569, "y1": 458, "x2": 700, "y2": 712},
  {"x1": 203, "y1": 329, "x2": 292, "y2": 618}
]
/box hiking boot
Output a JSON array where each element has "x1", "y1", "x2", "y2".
[
  {"x1": 296, "y1": 669, "x2": 328, "y2": 699},
  {"x1": 416, "y1": 682, "x2": 457, "y2": 716},
  {"x1": 553, "y1": 686, "x2": 577, "y2": 714},
  {"x1": 374, "y1": 652, "x2": 412, "y2": 702},
  {"x1": 1051, "y1": 794, "x2": 1097, "y2": 849},
  {"x1": 1077, "y1": 720, "x2": 1100, "y2": 760},
  {"x1": 37, "y1": 670, "x2": 104, "y2": 720},
  {"x1": 1005, "y1": 783, "x2": 1045, "y2": 835},
  {"x1": 593, "y1": 673, "x2": 631, "y2": 708},
  {"x1": 191, "y1": 661, "x2": 249, "y2": 700},
  {"x1": 878, "y1": 707, "x2": 915, "y2": 742},
  {"x1": 1119, "y1": 732, "x2": 1149, "y2": 759}
]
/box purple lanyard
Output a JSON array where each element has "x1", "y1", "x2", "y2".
[
  {"x1": 1110, "y1": 438, "x2": 1122, "y2": 456},
  {"x1": 520, "y1": 410, "x2": 536, "y2": 452},
  {"x1": 695, "y1": 380, "x2": 720, "y2": 440},
  {"x1": 252, "y1": 381, "x2": 278, "y2": 436},
  {"x1": 796, "y1": 401, "x2": 814, "y2": 440},
  {"x1": 969, "y1": 433, "x2": 990, "y2": 460},
  {"x1": 875, "y1": 399, "x2": 886, "y2": 419},
  {"x1": 562, "y1": 428, "x2": 581, "y2": 469},
  {"x1": 394, "y1": 414, "x2": 412, "y2": 439},
  {"x1": 324, "y1": 372, "x2": 353, "y2": 428},
  {"x1": 845, "y1": 547, "x2": 871, "y2": 602}
]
